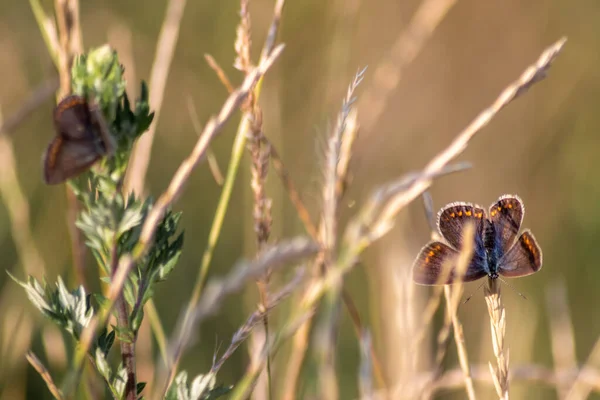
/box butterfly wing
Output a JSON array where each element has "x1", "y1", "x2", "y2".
[
  {"x1": 437, "y1": 202, "x2": 486, "y2": 250},
  {"x1": 43, "y1": 136, "x2": 102, "y2": 184},
  {"x1": 54, "y1": 95, "x2": 95, "y2": 141},
  {"x1": 412, "y1": 241, "x2": 487, "y2": 285},
  {"x1": 489, "y1": 194, "x2": 524, "y2": 256},
  {"x1": 498, "y1": 230, "x2": 542, "y2": 278}
]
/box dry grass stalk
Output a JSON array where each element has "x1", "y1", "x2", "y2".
[
  {"x1": 135, "y1": 45, "x2": 284, "y2": 262},
  {"x1": 264, "y1": 137, "x2": 320, "y2": 240},
  {"x1": 446, "y1": 224, "x2": 476, "y2": 400},
  {"x1": 186, "y1": 96, "x2": 224, "y2": 185},
  {"x1": 484, "y1": 278, "x2": 509, "y2": 399},
  {"x1": 205, "y1": 53, "x2": 235, "y2": 94},
  {"x1": 322, "y1": 67, "x2": 366, "y2": 253},
  {"x1": 26, "y1": 351, "x2": 64, "y2": 400},
  {"x1": 283, "y1": 67, "x2": 371, "y2": 399},
  {"x1": 125, "y1": 0, "x2": 188, "y2": 196},
  {"x1": 359, "y1": 0, "x2": 458, "y2": 132},
  {"x1": 413, "y1": 193, "x2": 455, "y2": 368},
  {"x1": 396, "y1": 364, "x2": 600, "y2": 399},
  {"x1": 359, "y1": 330, "x2": 374, "y2": 400},
  {"x1": 234, "y1": 1, "x2": 275, "y2": 396},
  {"x1": 373, "y1": 38, "x2": 567, "y2": 234},
  {"x1": 314, "y1": 68, "x2": 367, "y2": 400},
  {"x1": 565, "y1": 333, "x2": 600, "y2": 400},
  {"x1": 211, "y1": 269, "x2": 305, "y2": 373},
  {"x1": 53, "y1": 0, "x2": 88, "y2": 290},
  {"x1": 0, "y1": 78, "x2": 59, "y2": 136},
  {"x1": 0, "y1": 131, "x2": 46, "y2": 277},
  {"x1": 546, "y1": 281, "x2": 577, "y2": 398},
  {"x1": 434, "y1": 223, "x2": 476, "y2": 400}
]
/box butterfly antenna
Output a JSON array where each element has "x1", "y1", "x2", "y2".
[
  {"x1": 498, "y1": 277, "x2": 528, "y2": 300},
  {"x1": 462, "y1": 280, "x2": 486, "y2": 304}
]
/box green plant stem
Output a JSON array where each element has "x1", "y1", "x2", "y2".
[
  {"x1": 164, "y1": 83, "x2": 263, "y2": 387},
  {"x1": 144, "y1": 299, "x2": 169, "y2": 364},
  {"x1": 28, "y1": 0, "x2": 59, "y2": 67},
  {"x1": 112, "y1": 242, "x2": 137, "y2": 400}
]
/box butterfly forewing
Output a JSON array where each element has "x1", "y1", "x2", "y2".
[
  {"x1": 498, "y1": 230, "x2": 542, "y2": 277},
  {"x1": 412, "y1": 241, "x2": 488, "y2": 285},
  {"x1": 43, "y1": 137, "x2": 102, "y2": 184},
  {"x1": 53, "y1": 96, "x2": 95, "y2": 141},
  {"x1": 437, "y1": 202, "x2": 486, "y2": 250},
  {"x1": 489, "y1": 195, "x2": 524, "y2": 256}
]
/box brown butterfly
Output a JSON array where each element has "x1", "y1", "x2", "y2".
[
  {"x1": 43, "y1": 95, "x2": 115, "y2": 185},
  {"x1": 412, "y1": 195, "x2": 543, "y2": 285}
]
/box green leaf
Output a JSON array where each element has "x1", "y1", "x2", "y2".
[
  {"x1": 190, "y1": 374, "x2": 215, "y2": 399},
  {"x1": 97, "y1": 328, "x2": 116, "y2": 356},
  {"x1": 202, "y1": 385, "x2": 233, "y2": 400},
  {"x1": 95, "y1": 347, "x2": 112, "y2": 381},
  {"x1": 136, "y1": 382, "x2": 146, "y2": 396}
]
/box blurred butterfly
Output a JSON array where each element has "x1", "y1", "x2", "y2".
[
  {"x1": 43, "y1": 95, "x2": 115, "y2": 185},
  {"x1": 412, "y1": 194, "x2": 542, "y2": 285}
]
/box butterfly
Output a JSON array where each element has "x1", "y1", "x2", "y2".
[
  {"x1": 412, "y1": 194, "x2": 542, "y2": 285},
  {"x1": 43, "y1": 95, "x2": 115, "y2": 185}
]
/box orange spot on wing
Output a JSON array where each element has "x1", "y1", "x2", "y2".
[
  {"x1": 458, "y1": 211, "x2": 463, "y2": 216},
  {"x1": 450, "y1": 212, "x2": 455, "y2": 218},
  {"x1": 465, "y1": 210, "x2": 472, "y2": 216}
]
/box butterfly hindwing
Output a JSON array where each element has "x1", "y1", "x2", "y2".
[
  {"x1": 412, "y1": 241, "x2": 488, "y2": 285},
  {"x1": 489, "y1": 194, "x2": 524, "y2": 256},
  {"x1": 43, "y1": 136, "x2": 102, "y2": 184},
  {"x1": 54, "y1": 95, "x2": 95, "y2": 141},
  {"x1": 437, "y1": 202, "x2": 486, "y2": 250},
  {"x1": 498, "y1": 230, "x2": 542, "y2": 278}
]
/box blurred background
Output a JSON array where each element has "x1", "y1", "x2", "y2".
[{"x1": 0, "y1": 0, "x2": 598, "y2": 399}]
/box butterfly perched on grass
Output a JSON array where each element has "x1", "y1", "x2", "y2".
[
  {"x1": 43, "y1": 95, "x2": 115, "y2": 185},
  {"x1": 412, "y1": 194, "x2": 542, "y2": 285}
]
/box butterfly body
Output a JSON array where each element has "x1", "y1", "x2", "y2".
[
  {"x1": 43, "y1": 95, "x2": 115, "y2": 185},
  {"x1": 412, "y1": 195, "x2": 542, "y2": 285}
]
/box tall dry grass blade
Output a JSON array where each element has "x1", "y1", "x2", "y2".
[
  {"x1": 0, "y1": 130, "x2": 46, "y2": 276},
  {"x1": 442, "y1": 223, "x2": 476, "y2": 400},
  {"x1": 53, "y1": 0, "x2": 88, "y2": 290},
  {"x1": 211, "y1": 270, "x2": 305, "y2": 374},
  {"x1": 0, "y1": 78, "x2": 58, "y2": 136},
  {"x1": 204, "y1": 54, "x2": 235, "y2": 94},
  {"x1": 26, "y1": 351, "x2": 64, "y2": 400},
  {"x1": 484, "y1": 278, "x2": 509, "y2": 399},
  {"x1": 413, "y1": 364, "x2": 600, "y2": 398},
  {"x1": 314, "y1": 67, "x2": 366, "y2": 400},
  {"x1": 186, "y1": 96, "x2": 224, "y2": 185},
  {"x1": 565, "y1": 334, "x2": 600, "y2": 400},
  {"x1": 265, "y1": 137, "x2": 320, "y2": 240},
  {"x1": 373, "y1": 38, "x2": 567, "y2": 232},
  {"x1": 360, "y1": 0, "x2": 458, "y2": 132},
  {"x1": 125, "y1": 0, "x2": 187, "y2": 196},
  {"x1": 359, "y1": 330, "x2": 374, "y2": 400},
  {"x1": 546, "y1": 281, "x2": 577, "y2": 398}
]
